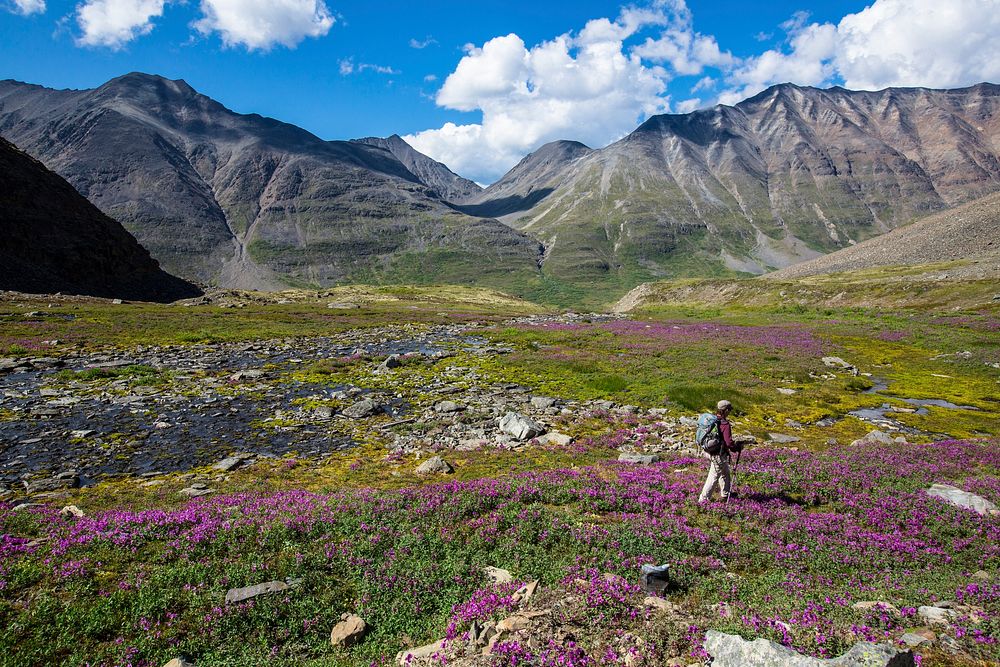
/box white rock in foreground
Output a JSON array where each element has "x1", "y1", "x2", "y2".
[
  {"x1": 498, "y1": 412, "x2": 545, "y2": 441},
  {"x1": 704, "y1": 630, "x2": 914, "y2": 666},
  {"x1": 925, "y1": 483, "x2": 999, "y2": 515}
]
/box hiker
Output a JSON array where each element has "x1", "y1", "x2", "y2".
[{"x1": 697, "y1": 400, "x2": 742, "y2": 503}]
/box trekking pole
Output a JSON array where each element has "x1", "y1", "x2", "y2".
[{"x1": 726, "y1": 448, "x2": 743, "y2": 506}]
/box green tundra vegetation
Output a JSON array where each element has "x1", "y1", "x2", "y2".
[{"x1": 0, "y1": 271, "x2": 997, "y2": 667}]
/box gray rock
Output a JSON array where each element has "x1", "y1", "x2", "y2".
[
  {"x1": 530, "y1": 396, "x2": 557, "y2": 409},
  {"x1": 917, "y1": 605, "x2": 958, "y2": 625},
  {"x1": 484, "y1": 566, "x2": 513, "y2": 584},
  {"x1": 768, "y1": 433, "x2": 801, "y2": 444},
  {"x1": 925, "y1": 484, "x2": 999, "y2": 515},
  {"x1": 619, "y1": 453, "x2": 660, "y2": 465},
  {"x1": 179, "y1": 486, "x2": 215, "y2": 498},
  {"x1": 162, "y1": 659, "x2": 194, "y2": 667},
  {"x1": 23, "y1": 471, "x2": 80, "y2": 494},
  {"x1": 537, "y1": 431, "x2": 573, "y2": 446},
  {"x1": 225, "y1": 580, "x2": 289, "y2": 604},
  {"x1": 822, "y1": 357, "x2": 859, "y2": 375},
  {"x1": 498, "y1": 412, "x2": 545, "y2": 441},
  {"x1": 327, "y1": 302, "x2": 360, "y2": 309},
  {"x1": 212, "y1": 456, "x2": 246, "y2": 472},
  {"x1": 851, "y1": 430, "x2": 895, "y2": 447},
  {"x1": 342, "y1": 398, "x2": 382, "y2": 419},
  {"x1": 380, "y1": 355, "x2": 402, "y2": 370},
  {"x1": 415, "y1": 456, "x2": 453, "y2": 475},
  {"x1": 899, "y1": 633, "x2": 930, "y2": 648},
  {"x1": 396, "y1": 639, "x2": 446, "y2": 665},
  {"x1": 435, "y1": 400, "x2": 464, "y2": 413},
  {"x1": 704, "y1": 630, "x2": 914, "y2": 666}
]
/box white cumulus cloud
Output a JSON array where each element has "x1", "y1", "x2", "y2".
[
  {"x1": 8, "y1": 0, "x2": 45, "y2": 15},
  {"x1": 75, "y1": 0, "x2": 167, "y2": 48},
  {"x1": 405, "y1": 9, "x2": 675, "y2": 183},
  {"x1": 194, "y1": 0, "x2": 334, "y2": 50},
  {"x1": 718, "y1": 0, "x2": 1000, "y2": 104}
]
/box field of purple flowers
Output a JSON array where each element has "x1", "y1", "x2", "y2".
[{"x1": 2, "y1": 437, "x2": 998, "y2": 666}]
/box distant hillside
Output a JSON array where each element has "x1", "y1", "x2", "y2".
[
  {"x1": 469, "y1": 83, "x2": 1000, "y2": 295},
  {"x1": 0, "y1": 73, "x2": 541, "y2": 291},
  {"x1": 0, "y1": 136, "x2": 199, "y2": 302},
  {"x1": 767, "y1": 191, "x2": 1000, "y2": 280},
  {"x1": 352, "y1": 134, "x2": 482, "y2": 203}
]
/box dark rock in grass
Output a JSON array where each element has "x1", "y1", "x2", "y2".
[
  {"x1": 225, "y1": 580, "x2": 289, "y2": 604},
  {"x1": 381, "y1": 355, "x2": 402, "y2": 370},
  {"x1": 212, "y1": 454, "x2": 253, "y2": 472},
  {"x1": 704, "y1": 630, "x2": 914, "y2": 666},
  {"x1": 342, "y1": 398, "x2": 382, "y2": 419},
  {"x1": 925, "y1": 484, "x2": 999, "y2": 516},
  {"x1": 415, "y1": 456, "x2": 453, "y2": 475},
  {"x1": 498, "y1": 412, "x2": 545, "y2": 441},
  {"x1": 619, "y1": 453, "x2": 660, "y2": 465},
  {"x1": 23, "y1": 471, "x2": 79, "y2": 493},
  {"x1": 330, "y1": 613, "x2": 367, "y2": 647}
]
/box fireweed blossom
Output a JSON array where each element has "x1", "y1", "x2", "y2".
[{"x1": 1, "y1": 439, "x2": 998, "y2": 664}]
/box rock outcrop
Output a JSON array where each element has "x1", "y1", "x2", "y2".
[{"x1": 704, "y1": 630, "x2": 915, "y2": 666}]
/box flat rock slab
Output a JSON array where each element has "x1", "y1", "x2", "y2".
[
  {"x1": 704, "y1": 630, "x2": 914, "y2": 666},
  {"x1": 224, "y1": 580, "x2": 289, "y2": 604},
  {"x1": 925, "y1": 484, "x2": 999, "y2": 515},
  {"x1": 619, "y1": 453, "x2": 660, "y2": 465}
]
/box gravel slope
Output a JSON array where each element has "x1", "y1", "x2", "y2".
[{"x1": 766, "y1": 192, "x2": 1000, "y2": 280}]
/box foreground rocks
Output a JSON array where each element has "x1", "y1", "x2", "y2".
[
  {"x1": 224, "y1": 581, "x2": 289, "y2": 604},
  {"x1": 925, "y1": 483, "x2": 999, "y2": 515},
  {"x1": 330, "y1": 613, "x2": 366, "y2": 647},
  {"x1": 703, "y1": 630, "x2": 914, "y2": 666}
]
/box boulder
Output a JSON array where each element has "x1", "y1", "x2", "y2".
[
  {"x1": 704, "y1": 630, "x2": 914, "y2": 666},
  {"x1": 23, "y1": 471, "x2": 80, "y2": 494},
  {"x1": 917, "y1": 605, "x2": 957, "y2": 625},
  {"x1": 224, "y1": 580, "x2": 289, "y2": 604},
  {"x1": 179, "y1": 486, "x2": 214, "y2": 498},
  {"x1": 768, "y1": 433, "x2": 801, "y2": 444},
  {"x1": 530, "y1": 396, "x2": 557, "y2": 409},
  {"x1": 330, "y1": 613, "x2": 366, "y2": 648},
  {"x1": 396, "y1": 639, "x2": 446, "y2": 665},
  {"x1": 619, "y1": 453, "x2": 660, "y2": 465},
  {"x1": 342, "y1": 398, "x2": 382, "y2": 419},
  {"x1": 538, "y1": 431, "x2": 573, "y2": 446},
  {"x1": 212, "y1": 456, "x2": 247, "y2": 472},
  {"x1": 822, "y1": 357, "x2": 859, "y2": 375},
  {"x1": 900, "y1": 633, "x2": 931, "y2": 648},
  {"x1": 925, "y1": 484, "x2": 999, "y2": 515},
  {"x1": 380, "y1": 355, "x2": 402, "y2": 370},
  {"x1": 415, "y1": 456, "x2": 453, "y2": 475},
  {"x1": 499, "y1": 412, "x2": 545, "y2": 441},
  {"x1": 434, "y1": 400, "x2": 464, "y2": 413}
]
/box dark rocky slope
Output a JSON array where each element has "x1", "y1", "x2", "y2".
[
  {"x1": 0, "y1": 73, "x2": 540, "y2": 290},
  {"x1": 0, "y1": 136, "x2": 200, "y2": 301}
]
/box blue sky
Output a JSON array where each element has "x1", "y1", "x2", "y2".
[{"x1": 2, "y1": 0, "x2": 998, "y2": 182}]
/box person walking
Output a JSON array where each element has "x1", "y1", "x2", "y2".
[{"x1": 697, "y1": 400, "x2": 741, "y2": 504}]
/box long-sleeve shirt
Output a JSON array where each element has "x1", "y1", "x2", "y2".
[{"x1": 718, "y1": 416, "x2": 734, "y2": 452}]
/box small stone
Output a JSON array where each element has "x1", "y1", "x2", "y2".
[
  {"x1": 538, "y1": 431, "x2": 572, "y2": 446},
  {"x1": 495, "y1": 614, "x2": 530, "y2": 633},
  {"x1": 619, "y1": 453, "x2": 660, "y2": 465},
  {"x1": 225, "y1": 580, "x2": 289, "y2": 604},
  {"x1": 643, "y1": 597, "x2": 673, "y2": 613},
  {"x1": 415, "y1": 456, "x2": 453, "y2": 475},
  {"x1": 851, "y1": 430, "x2": 895, "y2": 447},
  {"x1": 327, "y1": 302, "x2": 359, "y2": 309},
  {"x1": 330, "y1": 613, "x2": 367, "y2": 648},
  {"x1": 900, "y1": 633, "x2": 931, "y2": 648},
  {"x1": 342, "y1": 398, "x2": 382, "y2": 419},
  {"x1": 179, "y1": 486, "x2": 215, "y2": 498},
  {"x1": 918, "y1": 605, "x2": 957, "y2": 625},
  {"x1": 69, "y1": 429, "x2": 96, "y2": 439},
  {"x1": 530, "y1": 396, "x2": 556, "y2": 409},
  {"x1": 162, "y1": 659, "x2": 193, "y2": 667},
  {"x1": 59, "y1": 505, "x2": 85, "y2": 519},
  {"x1": 484, "y1": 566, "x2": 513, "y2": 584},
  {"x1": 212, "y1": 457, "x2": 246, "y2": 472},
  {"x1": 971, "y1": 570, "x2": 991, "y2": 581},
  {"x1": 767, "y1": 433, "x2": 801, "y2": 444},
  {"x1": 777, "y1": 388, "x2": 797, "y2": 395},
  {"x1": 381, "y1": 355, "x2": 402, "y2": 370},
  {"x1": 396, "y1": 639, "x2": 446, "y2": 665},
  {"x1": 435, "y1": 400, "x2": 464, "y2": 413}
]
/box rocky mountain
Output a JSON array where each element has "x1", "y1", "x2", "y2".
[
  {"x1": 0, "y1": 73, "x2": 540, "y2": 290},
  {"x1": 766, "y1": 190, "x2": 1000, "y2": 281},
  {"x1": 0, "y1": 136, "x2": 199, "y2": 301},
  {"x1": 466, "y1": 83, "x2": 1000, "y2": 292},
  {"x1": 352, "y1": 134, "x2": 482, "y2": 203}
]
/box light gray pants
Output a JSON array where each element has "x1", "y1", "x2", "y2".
[{"x1": 698, "y1": 455, "x2": 732, "y2": 502}]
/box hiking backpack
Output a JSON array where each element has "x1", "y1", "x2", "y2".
[{"x1": 696, "y1": 412, "x2": 723, "y2": 455}]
